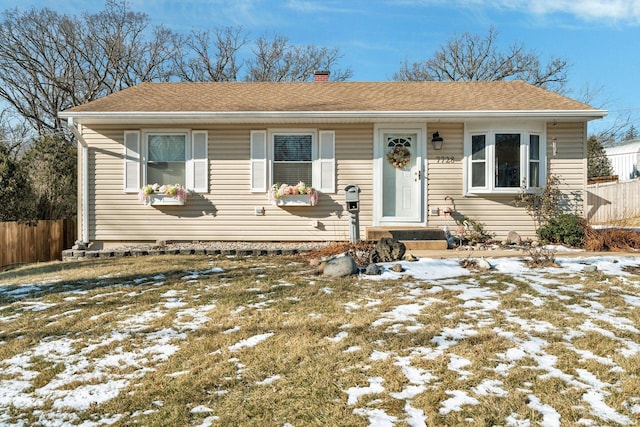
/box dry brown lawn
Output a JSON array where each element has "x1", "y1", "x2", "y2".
[{"x1": 0, "y1": 253, "x2": 639, "y2": 426}]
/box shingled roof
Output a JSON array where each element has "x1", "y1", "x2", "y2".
[{"x1": 60, "y1": 80, "x2": 605, "y2": 124}]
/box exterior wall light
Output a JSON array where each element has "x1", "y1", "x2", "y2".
[{"x1": 431, "y1": 131, "x2": 444, "y2": 150}]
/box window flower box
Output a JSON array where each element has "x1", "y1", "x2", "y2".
[
  {"x1": 147, "y1": 194, "x2": 185, "y2": 206},
  {"x1": 269, "y1": 182, "x2": 319, "y2": 207},
  {"x1": 274, "y1": 194, "x2": 315, "y2": 206},
  {"x1": 139, "y1": 184, "x2": 188, "y2": 206}
]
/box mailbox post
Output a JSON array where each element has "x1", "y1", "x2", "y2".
[{"x1": 344, "y1": 184, "x2": 361, "y2": 243}]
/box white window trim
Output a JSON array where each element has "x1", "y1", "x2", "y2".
[
  {"x1": 124, "y1": 129, "x2": 209, "y2": 194},
  {"x1": 464, "y1": 122, "x2": 547, "y2": 195},
  {"x1": 270, "y1": 129, "x2": 316, "y2": 185},
  {"x1": 141, "y1": 130, "x2": 190, "y2": 189},
  {"x1": 527, "y1": 133, "x2": 543, "y2": 189}
]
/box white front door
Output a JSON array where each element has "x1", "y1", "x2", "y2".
[{"x1": 376, "y1": 127, "x2": 424, "y2": 224}]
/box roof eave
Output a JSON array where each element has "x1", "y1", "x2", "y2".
[{"x1": 59, "y1": 109, "x2": 608, "y2": 125}]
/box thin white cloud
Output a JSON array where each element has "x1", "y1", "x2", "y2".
[
  {"x1": 120, "y1": 0, "x2": 268, "y2": 29},
  {"x1": 398, "y1": 0, "x2": 640, "y2": 25},
  {"x1": 508, "y1": 0, "x2": 640, "y2": 24},
  {"x1": 285, "y1": 0, "x2": 360, "y2": 14}
]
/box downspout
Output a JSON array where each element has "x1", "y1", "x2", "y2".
[{"x1": 67, "y1": 118, "x2": 90, "y2": 246}]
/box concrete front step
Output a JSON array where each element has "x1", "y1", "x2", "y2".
[
  {"x1": 366, "y1": 226, "x2": 449, "y2": 251},
  {"x1": 401, "y1": 239, "x2": 449, "y2": 251},
  {"x1": 366, "y1": 226, "x2": 446, "y2": 240}
]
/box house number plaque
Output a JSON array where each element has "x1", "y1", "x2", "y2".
[{"x1": 436, "y1": 156, "x2": 455, "y2": 163}]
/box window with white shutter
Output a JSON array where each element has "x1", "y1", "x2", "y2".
[
  {"x1": 124, "y1": 129, "x2": 209, "y2": 194},
  {"x1": 124, "y1": 131, "x2": 140, "y2": 192},
  {"x1": 317, "y1": 130, "x2": 335, "y2": 193},
  {"x1": 272, "y1": 133, "x2": 313, "y2": 185},
  {"x1": 250, "y1": 130, "x2": 267, "y2": 192},
  {"x1": 189, "y1": 130, "x2": 208, "y2": 192},
  {"x1": 254, "y1": 129, "x2": 335, "y2": 194}
]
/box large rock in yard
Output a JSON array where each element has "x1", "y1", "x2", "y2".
[
  {"x1": 476, "y1": 258, "x2": 492, "y2": 270},
  {"x1": 364, "y1": 263, "x2": 381, "y2": 275},
  {"x1": 370, "y1": 238, "x2": 406, "y2": 263},
  {"x1": 390, "y1": 263, "x2": 404, "y2": 273},
  {"x1": 323, "y1": 255, "x2": 358, "y2": 277},
  {"x1": 506, "y1": 230, "x2": 522, "y2": 245}
]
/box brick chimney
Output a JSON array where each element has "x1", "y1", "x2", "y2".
[{"x1": 313, "y1": 70, "x2": 330, "y2": 82}]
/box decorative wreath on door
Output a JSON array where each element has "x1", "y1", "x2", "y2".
[{"x1": 387, "y1": 146, "x2": 411, "y2": 169}]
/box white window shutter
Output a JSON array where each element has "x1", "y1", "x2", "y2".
[
  {"x1": 250, "y1": 130, "x2": 267, "y2": 192},
  {"x1": 190, "y1": 130, "x2": 209, "y2": 192},
  {"x1": 317, "y1": 130, "x2": 335, "y2": 193},
  {"x1": 124, "y1": 131, "x2": 140, "y2": 192}
]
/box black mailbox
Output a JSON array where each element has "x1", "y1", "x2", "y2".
[{"x1": 344, "y1": 184, "x2": 360, "y2": 212}]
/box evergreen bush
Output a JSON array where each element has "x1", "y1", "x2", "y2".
[{"x1": 536, "y1": 213, "x2": 586, "y2": 247}]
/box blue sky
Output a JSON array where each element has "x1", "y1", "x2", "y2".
[{"x1": 2, "y1": 0, "x2": 639, "y2": 135}]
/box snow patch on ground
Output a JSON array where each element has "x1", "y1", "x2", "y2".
[{"x1": 228, "y1": 332, "x2": 274, "y2": 352}]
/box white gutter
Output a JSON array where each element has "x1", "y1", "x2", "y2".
[
  {"x1": 59, "y1": 109, "x2": 608, "y2": 124},
  {"x1": 66, "y1": 117, "x2": 89, "y2": 245}
]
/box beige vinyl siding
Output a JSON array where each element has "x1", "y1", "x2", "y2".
[
  {"x1": 335, "y1": 125, "x2": 374, "y2": 238},
  {"x1": 547, "y1": 121, "x2": 587, "y2": 215},
  {"x1": 83, "y1": 124, "x2": 372, "y2": 242},
  {"x1": 425, "y1": 121, "x2": 587, "y2": 240},
  {"x1": 80, "y1": 121, "x2": 587, "y2": 243}
]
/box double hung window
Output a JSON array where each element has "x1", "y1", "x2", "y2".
[
  {"x1": 273, "y1": 133, "x2": 313, "y2": 185},
  {"x1": 147, "y1": 133, "x2": 187, "y2": 186},
  {"x1": 123, "y1": 129, "x2": 208, "y2": 193},
  {"x1": 250, "y1": 129, "x2": 335, "y2": 193},
  {"x1": 528, "y1": 134, "x2": 541, "y2": 187}
]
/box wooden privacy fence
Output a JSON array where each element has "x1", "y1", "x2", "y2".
[
  {"x1": 586, "y1": 179, "x2": 640, "y2": 224},
  {"x1": 0, "y1": 219, "x2": 76, "y2": 268}
]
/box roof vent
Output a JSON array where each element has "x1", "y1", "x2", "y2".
[{"x1": 313, "y1": 70, "x2": 330, "y2": 82}]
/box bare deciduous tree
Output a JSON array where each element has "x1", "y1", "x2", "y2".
[
  {"x1": 571, "y1": 82, "x2": 637, "y2": 142},
  {"x1": 80, "y1": 2, "x2": 178, "y2": 92},
  {"x1": 594, "y1": 115, "x2": 636, "y2": 144},
  {"x1": 393, "y1": 27, "x2": 568, "y2": 92},
  {"x1": 574, "y1": 82, "x2": 607, "y2": 107},
  {"x1": 0, "y1": 1, "x2": 354, "y2": 222},
  {"x1": 245, "y1": 34, "x2": 352, "y2": 82},
  {"x1": 0, "y1": 113, "x2": 32, "y2": 159},
  {"x1": 0, "y1": 1, "x2": 353, "y2": 139},
  {"x1": 0, "y1": 1, "x2": 178, "y2": 134},
  {"x1": 0, "y1": 8, "x2": 73, "y2": 135},
  {"x1": 175, "y1": 27, "x2": 246, "y2": 82}
]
